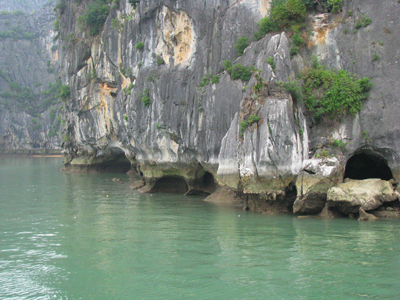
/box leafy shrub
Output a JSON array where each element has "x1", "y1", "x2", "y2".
[
  {"x1": 60, "y1": 85, "x2": 70, "y2": 101},
  {"x1": 54, "y1": 0, "x2": 67, "y2": 15},
  {"x1": 290, "y1": 46, "x2": 300, "y2": 57},
  {"x1": 234, "y1": 36, "x2": 249, "y2": 56},
  {"x1": 54, "y1": 19, "x2": 60, "y2": 31},
  {"x1": 291, "y1": 32, "x2": 304, "y2": 47},
  {"x1": 152, "y1": 53, "x2": 165, "y2": 66},
  {"x1": 302, "y1": 66, "x2": 372, "y2": 120},
  {"x1": 141, "y1": 88, "x2": 150, "y2": 106},
  {"x1": 239, "y1": 115, "x2": 260, "y2": 137},
  {"x1": 330, "y1": 138, "x2": 347, "y2": 150},
  {"x1": 363, "y1": 18, "x2": 372, "y2": 27},
  {"x1": 283, "y1": 79, "x2": 303, "y2": 101},
  {"x1": 373, "y1": 54, "x2": 379, "y2": 61},
  {"x1": 290, "y1": 32, "x2": 305, "y2": 56},
  {"x1": 248, "y1": 115, "x2": 260, "y2": 124},
  {"x1": 222, "y1": 61, "x2": 252, "y2": 82},
  {"x1": 136, "y1": 42, "x2": 144, "y2": 51},
  {"x1": 83, "y1": 0, "x2": 110, "y2": 36},
  {"x1": 253, "y1": 0, "x2": 307, "y2": 39},
  {"x1": 211, "y1": 75, "x2": 220, "y2": 84},
  {"x1": 128, "y1": 0, "x2": 140, "y2": 8},
  {"x1": 355, "y1": 19, "x2": 363, "y2": 29},
  {"x1": 222, "y1": 60, "x2": 232, "y2": 74},
  {"x1": 239, "y1": 120, "x2": 248, "y2": 137},
  {"x1": 231, "y1": 64, "x2": 251, "y2": 81},
  {"x1": 267, "y1": 57, "x2": 276, "y2": 71},
  {"x1": 199, "y1": 74, "x2": 210, "y2": 87}
]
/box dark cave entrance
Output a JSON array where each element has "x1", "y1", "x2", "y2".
[
  {"x1": 344, "y1": 152, "x2": 393, "y2": 181},
  {"x1": 286, "y1": 180, "x2": 297, "y2": 213},
  {"x1": 151, "y1": 176, "x2": 189, "y2": 194},
  {"x1": 202, "y1": 171, "x2": 217, "y2": 194},
  {"x1": 184, "y1": 171, "x2": 218, "y2": 196},
  {"x1": 96, "y1": 153, "x2": 132, "y2": 173}
]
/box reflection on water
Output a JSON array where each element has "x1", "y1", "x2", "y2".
[{"x1": 0, "y1": 157, "x2": 399, "y2": 299}]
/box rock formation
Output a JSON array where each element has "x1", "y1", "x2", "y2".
[
  {"x1": 0, "y1": 1, "x2": 62, "y2": 152},
  {"x1": 4, "y1": 0, "x2": 400, "y2": 217}
]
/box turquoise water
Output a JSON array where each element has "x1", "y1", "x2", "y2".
[{"x1": 0, "y1": 157, "x2": 399, "y2": 299}]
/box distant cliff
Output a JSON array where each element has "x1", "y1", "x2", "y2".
[
  {"x1": 0, "y1": 2, "x2": 62, "y2": 151},
  {"x1": 0, "y1": 0, "x2": 50, "y2": 13}
]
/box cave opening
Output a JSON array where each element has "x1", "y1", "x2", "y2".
[
  {"x1": 101, "y1": 153, "x2": 132, "y2": 173},
  {"x1": 285, "y1": 181, "x2": 297, "y2": 213},
  {"x1": 202, "y1": 171, "x2": 217, "y2": 194},
  {"x1": 344, "y1": 152, "x2": 393, "y2": 181},
  {"x1": 151, "y1": 176, "x2": 189, "y2": 194}
]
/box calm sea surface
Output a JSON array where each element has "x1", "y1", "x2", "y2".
[{"x1": 0, "y1": 157, "x2": 399, "y2": 299}]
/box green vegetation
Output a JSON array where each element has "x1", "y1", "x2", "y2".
[
  {"x1": 211, "y1": 75, "x2": 220, "y2": 84},
  {"x1": 0, "y1": 23, "x2": 36, "y2": 40},
  {"x1": 373, "y1": 54, "x2": 380, "y2": 61},
  {"x1": 0, "y1": 69, "x2": 62, "y2": 115},
  {"x1": 155, "y1": 123, "x2": 165, "y2": 130},
  {"x1": 301, "y1": 62, "x2": 372, "y2": 121},
  {"x1": 239, "y1": 114, "x2": 261, "y2": 138},
  {"x1": 355, "y1": 17, "x2": 372, "y2": 30},
  {"x1": 54, "y1": 0, "x2": 67, "y2": 15},
  {"x1": 222, "y1": 60, "x2": 252, "y2": 82},
  {"x1": 363, "y1": 18, "x2": 372, "y2": 27},
  {"x1": 290, "y1": 31, "x2": 305, "y2": 56},
  {"x1": 330, "y1": 138, "x2": 348, "y2": 150},
  {"x1": 111, "y1": 18, "x2": 123, "y2": 32},
  {"x1": 253, "y1": 0, "x2": 307, "y2": 40},
  {"x1": 199, "y1": 74, "x2": 210, "y2": 87},
  {"x1": 156, "y1": 56, "x2": 165, "y2": 66},
  {"x1": 142, "y1": 88, "x2": 150, "y2": 106},
  {"x1": 253, "y1": 0, "x2": 343, "y2": 40},
  {"x1": 136, "y1": 42, "x2": 144, "y2": 51},
  {"x1": 148, "y1": 75, "x2": 155, "y2": 82},
  {"x1": 128, "y1": 0, "x2": 140, "y2": 8},
  {"x1": 267, "y1": 57, "x2": 276, "y2": 71},
  {"x1": 60, "y1": 85, "x2": 70, "y2": 101},
  {"x1": 281, "y1": 78, "x2": 303, "y2": 101},
  {"x1": 82, "y1": 0, "x2": 110, "y2": 36},
  {"x1": 362, "y1": 130, "x2": 371, "y2": 143},
  {"x1": 54, "y1": 19, "x2": 60, "y2": 32},
  {"x1": 234, "y1": 37, "x2": 249, "y2": 56},
  {"x1": 355, "y1": 19, "x2": 362, "y2": 29},
  {"x1": 152, "y1": 53, "x2": 165, "y2": 66}
]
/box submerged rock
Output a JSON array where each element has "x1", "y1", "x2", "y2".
[
  {"x1": 204, "y1": 187, "x2": 243, "y2": 207},
  {"x1": 358, "y1": 208, "x2": 379, "y2": 221},
  {"x1": 327, "y1": 179, "x2": 399, "y2": 214}
]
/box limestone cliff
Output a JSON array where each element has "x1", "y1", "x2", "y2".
[
  {"x1": 56, "y1": 0, "x2": 400, "y2": 215},
  {"x1": 0, "y1": 1, "x2": 62, "y2": 152}
]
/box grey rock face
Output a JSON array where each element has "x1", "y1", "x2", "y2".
[
  {"x1": 0, "y1": 2, "x2": 62, "y2": 151},
  {"x1": 52, "y1": 0, "x2": 400, "y2": 215}
]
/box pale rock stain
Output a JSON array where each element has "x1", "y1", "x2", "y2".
[{"x1": 155, "y1": 6, "x2": 195, "y2": 66}]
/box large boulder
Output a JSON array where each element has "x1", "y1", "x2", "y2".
[
  {"x1": 293, "y1": 157, "x2": 341, "y2": 215},
  {"x1": 327, "y1": 179, "x2": 399, "y2": 214}
]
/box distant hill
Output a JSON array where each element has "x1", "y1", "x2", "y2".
[{"x1": 0, "y1": 0, "x2": 53, "y2": 13}]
